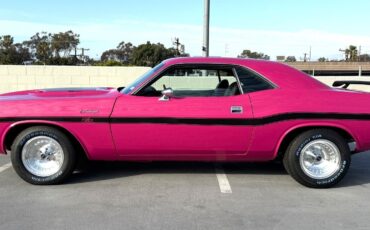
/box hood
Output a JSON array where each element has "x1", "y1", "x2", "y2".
[
  {"x1": 0, "y1": 87, "x2": 118, "y2": 101},
  {"x1": 0, "y1": 87, "x2": 121, "y2": 118}
]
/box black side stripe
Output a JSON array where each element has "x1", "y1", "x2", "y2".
[
  {"x1": 1, "y1": 113, "x2": 370, "y2": 126},
  {"x1": 0, "y1": 117, "x2": 109, "y2": 123}
]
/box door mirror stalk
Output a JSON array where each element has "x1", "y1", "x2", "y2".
[{"x1": 159, "y1": 88, "x2": 174, "y2": 101}]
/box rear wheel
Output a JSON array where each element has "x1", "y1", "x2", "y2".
[
  {"x1": 11, "y1": 126, "x2": 76, "y2": 185},
  {"x1": 283, "y1": 129, "x2": 351, "y2": 188}
]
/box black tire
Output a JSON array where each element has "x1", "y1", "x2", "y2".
[
  {"x1": 11, "y1": 126, "x2": 76, "y2": 185},
  {"x1": 282, "y1": 157, "x2": 292, "y2": 175},
  {"x1": 283, "y1": 129, "x2": 351, "y2": 188}
]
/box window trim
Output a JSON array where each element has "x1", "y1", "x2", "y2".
[{"x1": 232, "y1": 67, "x2": 245, "y2": 95}]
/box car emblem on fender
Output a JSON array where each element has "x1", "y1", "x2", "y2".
[{"x1": 80, "y1": 109, "x2": 99, "y2": 114}]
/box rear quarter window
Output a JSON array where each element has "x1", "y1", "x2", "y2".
[{"x1": 235, "y1": 67, "x2": 275, "y2": 93}]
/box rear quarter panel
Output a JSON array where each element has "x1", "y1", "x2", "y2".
[{"x1": 247, "y1": 88, "x2": 370, "y2": 160}]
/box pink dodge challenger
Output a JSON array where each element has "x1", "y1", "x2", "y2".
[{"x1": 1, "y1": 57, "x2": 369, "y2": 188}]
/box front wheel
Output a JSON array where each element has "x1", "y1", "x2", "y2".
[
  {"x1": 283, "y1": 129, "x2": 351, "y2": 188},
  {"x1": 11, "y1": 126, "x2": 76, "y2": 185}
]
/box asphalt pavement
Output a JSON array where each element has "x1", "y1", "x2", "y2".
[{"x1": 1, "y1": 152, "x2": 370, "y2": 230}]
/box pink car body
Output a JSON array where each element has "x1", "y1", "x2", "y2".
[{"x1": 1, "y1": 57, "x2": 370, "y2": 163}]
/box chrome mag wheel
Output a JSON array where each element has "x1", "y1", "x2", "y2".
[
  {"x1": 299, "y1": 139, "x2": 341, "y2": 180},
  {"x1": 21, "y1": 136, "x2": 65, "y2": 177}
]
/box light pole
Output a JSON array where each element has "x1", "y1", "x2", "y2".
[{"x1": 203, "y1": 0, "x2": 210, "y2": 57}]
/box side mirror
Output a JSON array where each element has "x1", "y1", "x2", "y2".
[{"x1": 159, "y1": 88, "x2": 174, "y2": 101}]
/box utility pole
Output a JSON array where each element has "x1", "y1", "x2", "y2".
[
  {"x1": 80, "y1": 48, "x2": 90, "y2": 58},
  {"x1": 359, "y1": 45, "x2": 362, "y2": 61},
  {"x1": 77, "y1": 48, "x2": 90, "y2": 63},
  {"x1": 303, "y1": 53, "x2": 308, "y2": 62},
  {"x1": 172, "y1": 38, "x2": 182, "y2": 56},
  {"x1": 203, "y1": 0, "x2": 210, "y2": 57}
]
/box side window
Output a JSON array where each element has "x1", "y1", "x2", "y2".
[
  {"x1": 235, "y1": 67, "x2": 274, "y2": 93},
  {"x1": 219, "y1": 70, "x2": 237, "y2": 85},
  {"x1": 137, "y1": 66, "x2": 241, "y2": 97}
]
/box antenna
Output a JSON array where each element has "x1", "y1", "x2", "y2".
[{"x1": 225, "y1": 43, "x2": 229, "y2": 57}]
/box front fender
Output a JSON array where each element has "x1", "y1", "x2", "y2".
[{"x1": 1, "y1": 120, "x2": 89, "y2": 157}]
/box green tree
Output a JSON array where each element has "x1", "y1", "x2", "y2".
[
  {"x1": 51, "y1": 31, "x2": 80, "y2": 58},
  {"x1": 0, "y1": 35, "x2": 31, "y2": 64},
  {"x1": 0, "y1": 35, "x2": 13, "y2": 49},
  {"x1": 285, "y1": 56, "x2": 297, "y2": 62},
  {"x1": 132, "y1": 42, "x2": 177, "y2": 67},
  {"x1": 101, "y1": 41, "x2": 135, "y2": 64},
  {"x1": 116, "y1": 41, "x2": 134, "y2": 63},
  {"x1": 238, "y1": 49, "x2": 270, "y2": 60},
  {"x1": 24, "y1": 32, "x2": 52, "y2": 64},
  {"x1": 343, "y1": 45, "x2": 358, "y2": 62},
  {"x1": 24, "y1": 31, "x2": 80, "y2": 65},
  {"x1": 96, "y1": 60, "x2": 124, "y2": 66},
  {"x1": 318, "y1": 57, "x2": 327, "y2": 62},
  {"x1": 359, "y1": 54, "x2": 370, "y2": 62}
]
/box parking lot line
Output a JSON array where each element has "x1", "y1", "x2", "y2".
[
  {"x1": 0, "y1": 163, "x2": 12, "y2": 173},
  {"x1": 215, "y1": 165, "x2": 232, "y2": 194}
]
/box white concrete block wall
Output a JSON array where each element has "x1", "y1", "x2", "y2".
[
  {"x1": 0, "y1": 65, "x2": 150, "y2": 94},
  {"x1": 0, "y1": 65, "x2": 370, "y2": 94},
  {"x1": 314, "y1": 76, "x2": 370, "y2": 92}
]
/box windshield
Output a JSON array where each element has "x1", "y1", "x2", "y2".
[{"x1": 121, "y1": 63, "x2": 165, "y2": 94}]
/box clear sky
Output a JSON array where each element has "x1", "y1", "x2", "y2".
[{"x1": 1, "y1": 0, "x2": 370, "y2": 60}]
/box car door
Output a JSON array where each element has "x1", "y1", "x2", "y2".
[{"x1": 110, "y1": 64, "x2": 254, "y2": 160}]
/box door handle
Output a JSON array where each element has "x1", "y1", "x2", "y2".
[{"x1": 231, "y1": 106, "x2": 243, "y2": 114}]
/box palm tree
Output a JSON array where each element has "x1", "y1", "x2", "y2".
[{"x1": 345, "y1": 45, "x2": 358, "y2": 62}]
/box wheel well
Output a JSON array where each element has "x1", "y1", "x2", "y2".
[
  {"x1": 4, "y1": 123, "x2": 87, "y2": 161},
  {"x1": 276, "y1": 126, "x2": 355, "y2": 160}
]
